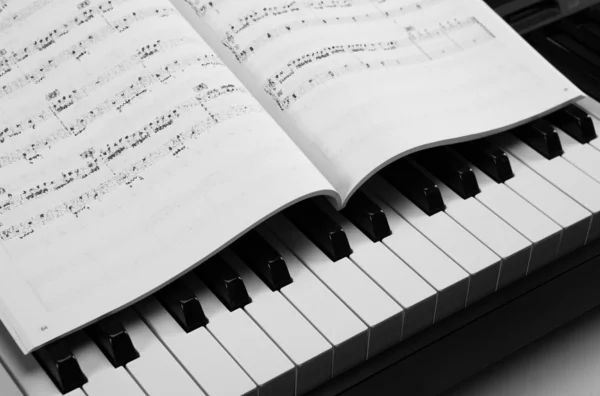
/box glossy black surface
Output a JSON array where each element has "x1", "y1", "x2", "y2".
[
  {"x1": 453, "y1": 140, "x2": 514, "y2": 183},
  {"x1": 514, "y1": 119, "x2": 564, "y2": 159},
  {"x1": 547, "y1": 105, "x2": 597, "y2": 144},
  {"x1": 88, "y1": 317, "x2": 139, "y2": 368},
  {"x1": 285, "y1": 200, "x2": 353, "y2": 261},
  {"x1": 195, "y1": 256, "x2": 252, "y2": 311},
  {"x1": 34, "y1": 341, "x2": 87, "y2": 395},
  {"x1": 380, "y1": 159, "x2": 446, "y2": 216},
  {"x1": 156, "y1": 280, "x2": 208, "y2": 332},
  {"x1": 342, "y1": 191, "x2": 392, "y2": 242},
  {"x1": 231, "y1": 230, "x2": 293, "y2": 291}
]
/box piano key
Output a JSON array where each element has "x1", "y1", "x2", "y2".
[
  {"x1": 464, "y1": 153, "x2": 563, "y2": 274},
  {"x1": 258, "y1": 225, "x2": 369, "y2": 377},
  {"x1": 87, "y1": 317, "x2": 139, "y2": 368},
  {"x1": 266, "y1": 214, "x2": 404, "y2": 358},
  {"x1": 230, "y1": 230, "x2": 292, "y2": 291},
  {"x1": 412, "y1": 148, "x2": 481, "y2": 199},
  {"x1": 453, "y1": 140, "x2": 514, "y2": 183},
  {"x1": 316, "y1": 198, "x2": 437, "y2": 339},
  {"x1": 117, "y1": 308, "x2": 206, "y2": 396},
  {"x1": 365, "y1": 192, "x2": 469, "y2": 321},
  {"x1": 136, "y1": 297, "x2": 257, "y2": 396},
  {"x1": 68, "y1": 332, "x2": 145, "y2": 396},
  {"x1": 284, "y1": 200, "x2": 352, "y2": 262},
  {"x1": 554, "y1": 125, "x2": 600, "y2": 183},
  {"x1": 341, "y1": 191, "x2": 392, "y2": 242},
  {"x1": 34, "y1": 341, "x2": 88, "y2": 395},
  {"x1": 156, "y1": 280, "x2": 208, "y2": 333},
  {"x1": 0, "y1": 323, "x2": 85, "y2": 396},
  {"x1": 194, "y1": 256, "x2": 252, "y2": 312},
  {"x1": 183, "y1": 273, "x2": 296, "y2": 396},
  {"x1": 380, "y1": 158, "x2": 446, "y2": 216},
  {"x1": 367, "y1": 175, "x2": 500, "y2": 305},
  {"x1": 492, "y1": 133, "x2": 600, "y2": 243},
  {"x1": 502, "y1": 150, "x2": 592, "y2": 257},
  {"x1": 547, "y1": 105, "x2": 597, "y2": 144},
  {"x1": 222, "y1": 249, "x2": 332, "y2": 395},
  {"x1": 417, "y1": 159, "x2": 532, "y2": 289},
  {"x1": 514, "y1": 120, "x2": 564, "y2": 160},
  {"x1": 0, "y1": 358, "x2": 23, "y2": 396}
]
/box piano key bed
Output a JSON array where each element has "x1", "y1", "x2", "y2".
[{"x1": 4, "y1": 4, "x2": 600, "y2": 396}]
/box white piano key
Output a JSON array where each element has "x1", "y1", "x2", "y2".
[
  {"x1": 427, "y1": 168, "x2": 532, "y2": 289},
  {"x1": 182, "y1": 273, "x2": 296, "y2": 396},
  {"x1": 367, "y1": 176, "x2": 500, "y2": 305},
  {"x1": 0, "y1": 359, "x2": 23, "y2": 396},
  {"x1": 135, "y1": 297, "x2": 257, "y2": 396},
  {"x1": 0, "y1": 324, "x2": 85, "y2": 396},
  {"x1": 314, "y1": 198, "x2": 437, "y2": 339},
  {"x1": 557, "y1": 127, "x2": 600, "y2": 183},
  {"x1": 492, "y1": 132, "x2": 600, "y2": 243},
  {"x1": 469, "y1": 160, "x2": 562, "y2": 274},
  {"x1": 267, "y1": 214, "x2": 404, "y2": 358},
  {"x1": 503, "y1": 150, "x2": 591, "y2": 258},
  {"x1": 117, "y1": 308, "x2": 205, "y2": 396},
  {"x1": 221, "y1": 248, "x2": 333, "y2": 395},
  {"x1": 69, "y1": 332, "x2": 145, "y2": 396},
  {"x1": 365, "y1": 192, "x2": 469, "y2": 322},
  {"x1": 588, "y1": 116, "x2": 600, "y2": 152},
  {"x1": 258, "y1": 225, "x2": 369, "y2": 377}
]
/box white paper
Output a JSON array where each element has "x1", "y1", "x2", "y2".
[
  {"x1": 0, "y1": 0, "x2": 335, "y2": 353},
  {"x1": 174, "y1": 0, "x2": 584, "y2": 200}
]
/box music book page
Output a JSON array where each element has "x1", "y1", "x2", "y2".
[
  {"x1": 173, "y1": 0, "x2": 584, "y2": 199},
  {"x1": 0, "y1": 0, "x2": 335, "y2": 353}
]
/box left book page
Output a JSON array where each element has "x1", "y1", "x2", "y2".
[{"x1": 0, "y1": 0, "x2": 335, "y2": 354}]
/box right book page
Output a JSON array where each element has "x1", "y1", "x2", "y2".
[{"x1": 173, "y1": 0, "x2": 584, "y2": 201}]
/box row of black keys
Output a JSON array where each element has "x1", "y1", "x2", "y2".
[{"x1": 528, "y1": 7, "x2": 600, "y2": 101}]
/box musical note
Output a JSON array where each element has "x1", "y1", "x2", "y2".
[{"x1": 0, "y1": 0, "x2": 55, "y2": 31}]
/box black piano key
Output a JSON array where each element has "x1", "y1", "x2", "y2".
[
  {"x1": 341, "y1": 191, "x2": 391, "y2": 242},
  {"x1": 547, "y1": 105, "x2": 597, "y2": 144},
  {"x1": 87, "y1": 317, "x2": 139, "y2": 368},
  {"x1": 514, "y1": 119, "x2": 564, "y2": 159},
  {"x1": 231, "y1": 230, "x2": 292, "y2": 291},
  {"x1": 453, "y1": 140, "x2": 514, "y2": 183},
  {"x1": 380, "y1": 158, "x2": 445, "y2": 216},
  {"x1": 34, "y1": 341, "x2": 87, "y2": 394},
  {"x1": 195, "y1": 256, "x2": 252, "y2": 311},
  {"x1": 411, "y1": 147, "x2": 480, "y2": 199},
  {"x1": 156, "y1": 280, "x2": 208, "y2": 332},
  {"x1": 284, "y1": 200, "x2": 352, "y2": 261}
]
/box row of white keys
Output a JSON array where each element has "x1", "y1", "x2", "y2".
[
  {"x1": 556, "y1": 126, "x2": 600, "y2": 183},
  {"x1": 135, "y1": 296, "x2": 257, "y2": 396},
  {"x1": 502, "y1": 150, "x2": 592, "y2": 258},
  {"x1": 0, "y1": 360, "x2": 22, "y2": 396},
  {"x1": 366, "y1": 176, "x2": 500, "y2": 305},
  {"x1": 220, "y1": 248, "x2": 333, "y2": 395},
  {"x1": 265, "y1": 215, "x2": 404, "y2": 358},
  {"x1": 467, "y1": 158, "x2": 562, "y2": 274},
  {"x1": 182, "y1": 272, "x2": 296, "y2": 396},
  {"x1": 117, "y1": 308, "x2": 206, "y2": 396},
  {"x1": 491, "y1": 133, "x2": 600, "y2": 242},
  {"x1": 257, "y1": 225, "x2": 369, "y2": 377},
  {"x1": 67, "y1": 331, "x2": 145, "y2": 396},
  {"x1": 313, "y1": 199, "x2": 438, "y2": 339},
  {"x1": 364, "y1": 190, "x2": 470, "y2": 322},
  {"x1": 580, "y1": 100, "x2": 600, "y2": 152},
  {"x1": 0, "y1": 323, "x2": 85, "y2": 396},
  {"x1": 420, "y1": 165, "x2": 532, "y2": 289}
]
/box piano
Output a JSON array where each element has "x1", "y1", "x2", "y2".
[{"x1": 3, "y1": 1, "x2": 600, "y2": 395}]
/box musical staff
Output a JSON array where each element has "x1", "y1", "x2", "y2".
[
  {"x1": 0, "y1": 0, "x2": 55, "y2": 31},
  {"x1": 263, "y1": 17, "x2": 494, "y2": 109}
]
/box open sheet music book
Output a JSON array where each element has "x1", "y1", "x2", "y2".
[{"x1": 0, "y1": 0, "x2": 584, "y2": 354}]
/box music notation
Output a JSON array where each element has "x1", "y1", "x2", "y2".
[
  {"x1": 0, "y1": 85, "x2": 260, "y2": 241},
  {"x1": 0, "y1": 6, "x2": 176, "y2": 98},
  {"x1": 0, "y1": 0, "x2": 55, "y2": 31},
  {"x1": 0, "y1": 0, "x2": 8, "y2": 14},
  {"x1": 1, "y1": 0, "x2": 132, "y2": 66},
  {"x1": 263, "y1": 17, "x2": 494, "y2": 109},
  {"x1": 0, "y1": 48, "x2": 218, "y2": 166}
]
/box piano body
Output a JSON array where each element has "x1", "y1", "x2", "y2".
[{"x1": 3, "y1": 1, "x2": 600, "y2": 395}]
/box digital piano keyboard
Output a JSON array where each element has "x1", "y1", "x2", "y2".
[{"x1": 4, "y1": 1, "x2": 600, "y2": 396}]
